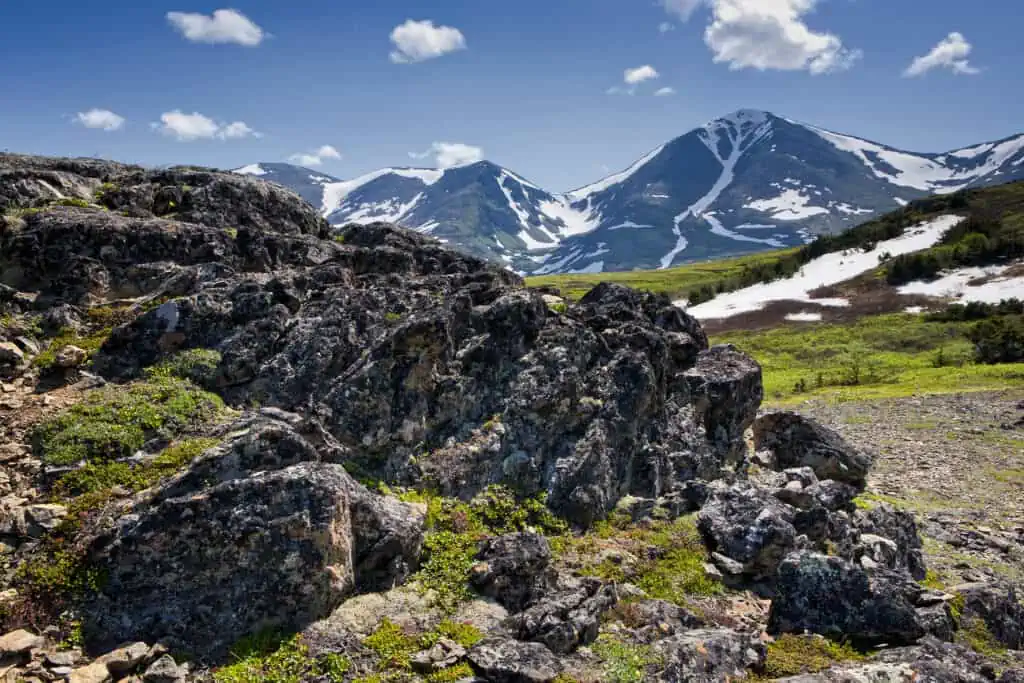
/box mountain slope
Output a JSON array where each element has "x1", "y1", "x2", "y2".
[{"x1": 238, "y1": 111, "x2": 1024, "y2": 274}]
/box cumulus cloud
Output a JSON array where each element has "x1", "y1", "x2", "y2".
[
  {"x1": 904, "y1": 32, "x2": 980, "y2": 77},
  {"x1": 289, "y1": 145, "x2": 342, "y2": 167},
  {"x1": 153, "y1": 110, "x2": 261, "y2": 141},
  {"x1": 166, "y1": 9, "x2": 265, "y2": 46},
  {"x1": 660, "y1": 0, "x2": 705, "y2": 21},
  {"x1": 624, "y1": 65, "x2": 660, "y2": 85},
  {"x1": 74, "y1": 108, "x2": 125, "y2": 131},
  {"x1": 659, "y1": 0, "x2": 859, "y2": 75},
  {"x1": 409, "y1": 142, "x2": 483, "y2": 168},
  {"x1": 389, "y1": 19, "x2": 466, "y2": 63},
  {"x1": 654, "y1": 86, "x2": 676, "y2": 96}
]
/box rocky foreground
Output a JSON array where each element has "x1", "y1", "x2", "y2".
[{"x1": 0, "y1": 153, "x2": 1021, "y2": 681}]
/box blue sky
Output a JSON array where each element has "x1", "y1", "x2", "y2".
[{"x1": 1, "y1": 0, "x2": 1021, "y2": 191}]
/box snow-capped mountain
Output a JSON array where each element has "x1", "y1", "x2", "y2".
[{"x1": 236, "y1": 110, "x2": 1024, "y2": 274}]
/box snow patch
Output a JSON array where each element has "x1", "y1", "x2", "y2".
[
  {"x1": 538, "y1": 198, "x2": 599, "y2": 238},
  {"x1": 321, "y1": 167, "x2": 445, "y2": 216},
  {"x1": 897, "y1": 263, "x2": 1024, "y2": 304},
  {"x1": 607, "y1": 221, "x2": 655, "y2": 231},
  {"x1": 785, "y1": 312, "x2": 823, "y2": 322},
  {"x1": 706, "y1": 214, "x2": 786, "y2": 247},
  {"x1": 568, "y1": 261, "x2": 604, "y2": 274},
  {"x1": 683, "y1": 214, "x2": 963, "y2": 319},
  {"x1": 235, "y1": 164, "x2": 267, "y2": 176},
  {"x1": 747, "y1": 189, "x2": 830, "y2": 221}
]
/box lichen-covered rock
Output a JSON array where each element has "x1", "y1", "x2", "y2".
[
  {"x1": 82, "y1": 414, "x2": 424, "y2": 660},
  {"x1": 683, "y1": 345, "x2": 763, "y2": 464},
  {"x1": 954, "y1": 581, "x2": 1024, "y2": 649},
  {"x1": 754, "y1": 412, "x2": 873, "y2": 487},
  {"x1": 851, "y1": 504, "x2": 926, "y2": 581},
  {"x1": 468, "y1": 638, "x2": 562, "y2": 682},
  {"x1": 653, "y1": 628, "x2": 766, "y2": 683},
  {"x1": 768, "y1": 552, "x2": 943, "y2": 645},
  {"x1": 505, "y1": 577, "x2": 617, "y2": 653},
  {"x1": 470, "y1": 532, "x2": 556, "y2": 613}
]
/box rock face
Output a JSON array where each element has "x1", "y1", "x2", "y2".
[
  {"x1": 754, "y1": 412, "x2": 873, "y2": 487},
  {"x1": 82, "y1": 413, "x2": 425, "y2": 660}
]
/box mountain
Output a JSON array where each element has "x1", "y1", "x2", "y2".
[
  {"x1": 236, "y1": 110, "x2": 1024, "y2": 274},
  {"x1": 233, "y1": 162, "x2": 340, "y2": 208}
]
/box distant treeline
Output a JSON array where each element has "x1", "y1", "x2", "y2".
[
  {"x1": 687, "y1": 182, "x2": 1024, "y2": 305},
  {"x1": 929, "y1": 298, "x2": 1024, "y2": 365}
]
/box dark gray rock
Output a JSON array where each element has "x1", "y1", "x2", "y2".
[
  {"x1": 619, "y1": 599, "x2": 705, "y2": 642},
  {"x1": 505, "y1": 577, "x2": 617, "y2": 653},
  {"x1": 697, "y1": 483, "x2": 797, "y2": 579},
  {"x1": 468, "y1": 638, "x2": 562, "y2": 682},
  {"x1": 955, "y1": 582, "x2": 1024, "y2": 650},
  {"x1": 469, "y1": 532, "x2": 556, "y2": 613},
  {"x1": 768, "y1": 552, "x2": 942, "y2": 646},
  {"x1": 653, "y1": 628, "x2": 766, "y2": 683},
  {"x1": 82, "y1": 414, "x2": 425, "y2": 661},
  {"x1": 142, "y1": 654, "x2": 187, "y2": 682},
  {"x1": 684, "y1": 345, "x2": 763, "y2": 464},
  {"x1": 754, "y1": 412, "x2": 873, "y2": 488},
  {"x1": 853, "y1": 504, "x2": 927, "y2": 581}
]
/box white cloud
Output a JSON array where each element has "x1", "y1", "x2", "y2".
[
  {"x1": 74, "y1": 108, "x2": 125, "y2": 131},
  {"x1": 658, "y1": 22, "x2": 676, "y2": 33},
  {"x1": 153, "y1": 110, "x2": 261, "y2": 141},
  {"x1": 903, "y1": 32, "x2": 980, "y2": 77},
  {"x1": 410, "y1": 142, "x2": 483, "y2": 168},
  {"x1": 288, "y1": 144, "x2": 342, "y2": 167},
  {"x1": 660, "y1": 0, "x2": 705, "y2": 21},
  {"x1": 166, "y1": 9, "x2": 265, "y2": 46},
  {"x1": 624, "y1": 65, "x2": 660, "y2": 85},
  {"x1": 389, "y1": 19, "x2": 466, "y2": 63},
  {"x1": 654, "y1": 86, "x2": 677, "y2": 96},
  {"x1": 703, "y1": 0, "x2": 861, "y2": 74}
]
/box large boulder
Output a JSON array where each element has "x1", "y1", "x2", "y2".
[
  {"x1": 470, "y1": 532, "x2": 557, "y2": 613},
  {"x1": 768, "y1": 552, "x2": 941, "y2": 646},
  {"x1": 754, "y1": 413, "x2": 873, "y2": 488},
  {"x1": 653, "y1": 628, "x2": 766, "y2": 683},
  {"x1": 468, "y1": 638, "x2": 562, "y2": 682},
  {"x1": 505, "y1": 577, "x2": 617, "y2": 654},
  {"x1": 82, "y1": 414, "x2": 425, "y2": 660}
]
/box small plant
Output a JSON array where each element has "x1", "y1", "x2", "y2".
[
  {"x1": 54, "y1": 197, "x2": 92, "y2": 209},
  {"x1": 591, "y1": 635, "x2": 661, "y2": 683},
  {"x1": 385, "y1": 311, "x2": 403, "y2": 323},
  {"x1": 363, "y1": 619, "x2": 420, "y2": 669},
  {"x1": 333, "y1": 234, "x2": 345, "y2": 243},
  {"x1": 33, "y1": 326, "x2": 113, "y2": 369},
  {"x1": 145, "y1": 348, "x2": 222, "y2": 387},
  {"x1": 959, "y1": 617, "x2": 1008, "y2": 659},
  {"x1": 225, "y1": 227, "x2": 238, "y2": 239}
]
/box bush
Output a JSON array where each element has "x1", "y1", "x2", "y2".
[
  {"x1": 145, "y1": 348, "x2": 222, "y2": 387},
  {"x1": 969, "y1": 315, "x2": 1024, "y2": 364},
  {"x1": 761, "y1": 634, "x2": 865, "y2": 678}
]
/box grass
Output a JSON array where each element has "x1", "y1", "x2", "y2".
[
  {"x1": 713, "y1": 313, "x2": 1024, "y2": 404},
  {"x1": 590, "y1": 635, "x2": 661, "y2": 683},
  {"x1": 757, "y1": 634, "x2": 865, "y2": 679},
  {"x1": 145, "y1": 348, "x2": 222, "y2": 388},
  {"x1": 525, "y1": 248, "x2": 800, "y2": 301},
  {"x1": 33, "y1": 327, "x2": 113, "y2": 369},
  {"x1": 360, "y1": 618, "x2": 483, "y2": 678},
  {"x1": 32, "y1": 378, "x2": 224, "y2": 466}
]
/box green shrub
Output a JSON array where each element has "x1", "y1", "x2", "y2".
[
  {"x1": 591, "y1": 635, "x2": 660, "y2": 683},
  {"x1": 32, "y1": 378, "x2": 223, "y2": 465},
  {"x1": 214, "y1": 632, "x2": 348, "y2": 683},
  {"x1": 760, "y1": 634, "x2": 865, "y2": 678},
  {"x1": 33, "y1": 327, "x2": 112, "y2": 369},
  {"x1": 145, "y1": 348, "x2": 223, "y2": 387},
  {"x1": 54, "y1": 197, "x2": 92, "y2": 209},
  {"x1": 363, "y1": 619, "x2": 419, "y2": 669},
  {"x1": 969, "y1": 315, "x2": 1024, "y2": 364}
]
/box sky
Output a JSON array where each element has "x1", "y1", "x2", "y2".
[{"x1": 1, "y1": 0, "x2": 1021, "y2": 191}]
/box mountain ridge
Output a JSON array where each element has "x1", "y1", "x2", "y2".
[{"x1": 236, "y1": 110, "x2": 1024, "y2": 274}]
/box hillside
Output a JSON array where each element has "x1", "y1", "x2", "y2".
[
  {"x1": 1, "y1": 153, "x2": 1022, "y2": 682},
  {"x1": 243, "y1": 110, "x2": 1024, "y2": 274}
]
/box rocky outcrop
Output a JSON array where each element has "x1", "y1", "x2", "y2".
[
  {"x1": 470, "y1": 532, "x2": 557, "y2": 612},
  {"x1": 754, "y1": 412, "x2": 873, "y2": 487},
  {"x1": 82, "y1": 413, "x2": 425, "y2": 660},
  {"x1": 653, "y1": 629, "x2": 766, "y2": 683}
]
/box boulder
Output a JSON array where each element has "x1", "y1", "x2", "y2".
[
  {"x1": 852, "y1": 504, "x2": 926, "y2": 581},
  {"x1": 82, "y1": 415, "x2": 425, "y2": 660},
  {"x1": 505, "y1": 577, "x2": 617, "y2": 653},
  {"x1": 142, "y1": 655, "x2": 187, "y2": 683},
  {"x1": 754, "y1": 413, "x2": 872, "y2": 487},
  {"x1": 53, "y1": 344, "x2": 87, "y2": 368},
  {"x1": 653, "y1": 628, "x2": 766, "y2": 683},
  {"x1": 768, "y1": 552, "x2": 938, "y2": 645},
  {"x1": 697, "y1": 483, "x2": 797, "y2": 578},
  {"x1": 684, "y1": 345, "x2": 764, "y2": 463},
  {"x1": 0, "y1": 629, "x2": 44, "y2": 656},
  {"x1": 468, "y1": 638, "x2": 562, "y2": 682},
  {"x1": 954, "y1": 582, "x2": 1024, "y2": 650},
  {"x1": 470, "y1": 532, "x2": 556, "y2": 613}
]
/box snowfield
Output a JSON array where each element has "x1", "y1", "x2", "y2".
[
  {"x1": 682, "y1": 214, "x2": 963, "y2": 319},
  {"x1": 897, "y1": 263, "x2": 1024, "y2": 304}
]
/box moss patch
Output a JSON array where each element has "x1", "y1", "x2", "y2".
[
  {"x1": 214, "y1": 632, "x2": 349, "y2": 683},
  {"x1": 32, "y1": 378, "x2": 223, "y2": 466},
  {"x1": 33, "y1": 327, "x2": 112, "y2": 369},
  {"x1": 758, "y1": 634, "x2": 865, "y2": 678},
  {"x1": 145, "y1": 348, "x2": 223, "y2": 387},
  {"x1": 591, "y1": 634, "x2": 661, "y2": 683}
]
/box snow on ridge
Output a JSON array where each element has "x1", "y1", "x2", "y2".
[
  {"x1": 234, "y1": 164, "x2": 267, "y2": 176},
  {"x1": 786, "y1": 312, "x2": 823, "y2": 322},
  {"x1": 746, "y1": 189, "x2": 830, "y2": 221},
  {"x1": 607, "y1": 221, "x2": 655, "y2": 231},
  {"x1": 705, "y1": 214, "x2": 786, "y2": 247},
  {"x1": 321, "y1": 167, "x2": 445, "y2": 217},
  {"x1": 682, "y1": 214, "x2": 963, "y2": 320},
  {"x1": 538, "y1": 197, "x2": 600, "y2": 238},
  {"x1": 339, "y1": 192, "x2": 424, "y2": 226},
  {"x1": 567, "y1": 144, "x2": 666, "y2": 199}
]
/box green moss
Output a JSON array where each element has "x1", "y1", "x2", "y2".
[
  {"x1": 425, "y1": 619, "x2": 484, "y2": 649},
  {"x1": 333, "y1": 235, "x2": 345, "y2": 243},
  {"x1": 960, "y1": 617, "x2": 1008, "y2": 659},
  {"x1": 32, "y1": 378, "x2": 223, "y2": 466},
  {"x1": 547, "y1": 302, "x2": 568, "y2": 314},
  {"x1": 318, "y1": 653, "x2": 352, "y2": 680},
  {"x1": 633, "y1": 518, "x2": 723, "y2": 601},
  {"x1": 385, "y1": 312, "x2": 403, "y2": 323},
  {"x1": 468, "y1": 486, "x2": 568, "y2": 537},
  {"x1": 33, "y1": 326, "x2": 112, "y2": 369},
  {"x1": 225, "y1": 227, "x2": 238, "y2": 239},
  {"x1": 760, "y1": 634, "x2": 865, "y2": 678},
  {"x1": 145, "y1": 348, "x2": 223, "y2": 387},
  {"x1": 919, "y1": 569, "x2": 946, "y2": 591},
  {"x1": 416, "y1": 530, "x2": 480, "y2": 613},
  {"x1": 363, "y1": 619, "x2": 419, "y2": 669},
  {"x1": 54, "y1": 197, "x2": 92, "y2": 208},
  {"x1": 214, "y1": 633, "x2": 308, "y2": 683},
  {"x1": 427, "y1": 662, "x2": 474, "y2": 682},
  {"x1": 591, "y1": 635, "x2": 661, "y2": 683}
]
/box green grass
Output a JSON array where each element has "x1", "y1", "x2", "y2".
[
  {"x1": 33, "y1": 327, "x2": 113, "y2": 369},
  {"x1": 590, "y1": 635, "x2": 661, "y2": 683},
  {"x1": 713, "y1": 313, "x2": 1024, "y2": 404},
  {"x1": 214, "y1": 632, "x2": 349, "y2": 683},
  {"x1": 525, "y1": 248, "x2": 800, "y2": 301},
  {"x1": 32, "y1": 378, "x2": 223, "y2": 466}
]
